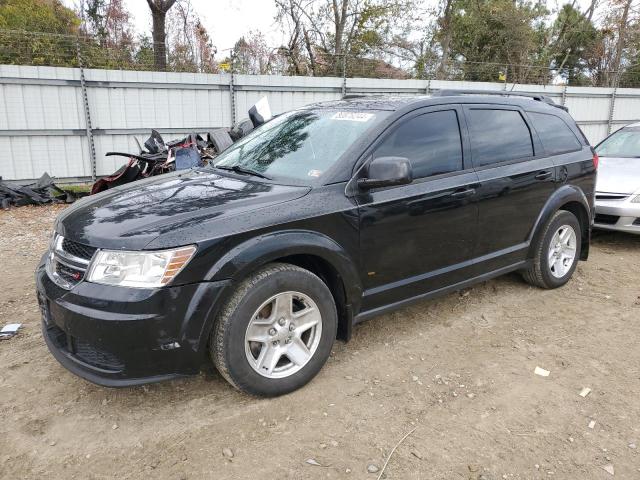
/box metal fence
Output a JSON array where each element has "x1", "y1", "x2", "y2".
[{"x1": 1, "y1": 64, "x2": 639, "y2": 182}]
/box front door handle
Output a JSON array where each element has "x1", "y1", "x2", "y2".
[
  {"x1": 451, "y1": 187, "x2": 476, "y2": 199},
  {"x1": 535, "y1": 170, "x2": 553, "y2": 180}
]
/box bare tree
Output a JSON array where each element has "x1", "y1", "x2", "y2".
[{"x1": 145, "y1": 0, "x2": 178, "y2": 70}]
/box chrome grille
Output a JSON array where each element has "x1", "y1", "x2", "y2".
[{"x1": 46, "y1": 234, "x2": 95, "y2": 289}]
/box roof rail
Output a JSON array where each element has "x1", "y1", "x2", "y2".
[{"x1": 433, "y1": 89, "x2": 568, "y2": 112}]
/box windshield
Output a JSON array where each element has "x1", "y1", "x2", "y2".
[
  {"x1": 596, "y1": 127, "x2": 640, "y2": 158},
  {"x1": 213, "y1": 109, "x2": 388, "y2": 182}
]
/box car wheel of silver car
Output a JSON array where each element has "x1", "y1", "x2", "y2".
[
  {"x1": 522, "y1": 210, "x2": 582, "y2": 289},
  {"x1": 210, "y1": 263, "x2": 337, "y2": 397}
]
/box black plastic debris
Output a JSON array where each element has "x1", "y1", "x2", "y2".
[
  {"x1": 0, "y1": 173, "x2": 77, "y2": 209},
  {"x1": 89, "y1": 97, "x2": 272, "y2": 194}
]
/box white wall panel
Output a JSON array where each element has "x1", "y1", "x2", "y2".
[{"x1": 1, "y1": 65, "x2": 639, "y2": 181}]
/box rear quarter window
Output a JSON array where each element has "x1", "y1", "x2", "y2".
[
  {"x1": 528, "y1": 112, "x2": 582, "y2": 155},
  {"x1": 466, "y1": 109, "x2": 534, "y2": 167}
]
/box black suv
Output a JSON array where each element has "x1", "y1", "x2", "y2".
[{"x1": 36, "y1": 91, "x2": 596, "y2": 396}]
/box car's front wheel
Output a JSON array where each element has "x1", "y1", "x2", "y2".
[
  {"x1": 522, "y1": 210, "x2": 582, "y2": 289},
  {"x1": 210, "y1": 263, "x2": 337, "y2": 397}
]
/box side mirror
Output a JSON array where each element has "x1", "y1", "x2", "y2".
[{"x1": 358, "y1": 156, "x2": 413, "y2": 190}]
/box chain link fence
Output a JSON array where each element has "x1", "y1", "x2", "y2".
[{"x1": 1, "y1": 29, "x2": 638, "y2": 89}]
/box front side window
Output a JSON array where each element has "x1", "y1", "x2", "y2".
[
  {"x1": 214, "y1": 109, "x2": 388, "y2": 182},
  {"x1": 373, "y1": 110, "x2": 463, "y2": 179},
  {"x1": 528, "y1": 112, "x2": 582, "y2": 155},
  {"x1": 467, "y1": 109, "x2": 534, "y2": 167},
  {"x1": 596, "y1": 127, "x2": 640, "y2": 158}
]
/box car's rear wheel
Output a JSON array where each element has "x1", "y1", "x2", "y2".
[
  {"x1": 210, "y1": 263, "x2": 337, "y2": 397},
  {"x1": 522, "y1": 210, "x2": 582, "y2": 289}
]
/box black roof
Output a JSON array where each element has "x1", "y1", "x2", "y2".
[{"x1": 313, "y1": 95, "x2": 428, "y2": 111}]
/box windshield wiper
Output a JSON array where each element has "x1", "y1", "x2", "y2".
[{"x1": 214, "y1": 164, "x2": 272, "y2": 180}]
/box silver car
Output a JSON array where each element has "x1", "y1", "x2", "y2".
[{"x1": 594, "y1": 122, "x2": 640, "y2": 234}]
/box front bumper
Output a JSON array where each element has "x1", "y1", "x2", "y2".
[
  {"x1": 36, "y1": 258, "x2": 229, "y2": 387},
  {"x1": 594, "y1": 197, "x2": 640, "y2": 234}
]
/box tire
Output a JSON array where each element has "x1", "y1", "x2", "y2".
[
  {"x1": 522, "y1": 210, "x2": 582, "y2": 289},
  {"x1": 210, "y1": 263, "x2": 337, "y2": 397}
]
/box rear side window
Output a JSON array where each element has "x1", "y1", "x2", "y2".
[
  {"x1": 466, "y1": 109, "x2": 534, "y2": 167},
  {"x1": 528, "y1": 112, "x2": 582, "y2": 155},
  {"x1": 373, "y1": 110, "x2": 463, "y2": 179}
]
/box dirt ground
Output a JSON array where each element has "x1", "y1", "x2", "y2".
[{"x1": 1, "y1": 205, "x2": 639, "y2": 480}]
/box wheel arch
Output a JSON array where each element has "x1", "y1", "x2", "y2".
[
  {"x1": 205, "y1": 230, "x2": 362, "y2": 342},
  {"x1": 528, "y1": 185, "x2": 592, "y2": 261}
]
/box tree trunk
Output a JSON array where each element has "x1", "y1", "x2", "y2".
[
  {"x1": 609, "y1": 0, "x2": 631, "y2": 86},
  {"x1": 151, "y1": 9, "x2": 168, "y2": 70},
  {"x1": 436, "y1": 0, "x2": 454, "y2": 80},
  {"x1": 303, "y1": 26, "x2": 317, "y2": 75},
  {"x1": 146, "y1": 0, "x2": 177, "y2": 71},
  {"x1": 332, "y1": 0, "x2": 348, "y2": 74}
]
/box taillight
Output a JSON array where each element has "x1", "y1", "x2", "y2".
[{"x1": 593, "y1": 152, "x2": 599, "y2": 169}]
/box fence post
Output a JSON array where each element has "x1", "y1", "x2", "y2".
[
  {"x1": 341, "y1": 54, "x2": 347, "y2": 98},
  {"x1": 76, "y1": 37, "x2": 97, "y2": 182},
  {"x1": 607, "y1": 72, "x2": 620, "y2": 134},
  {"x1": 561, "y1": 81, "x2": 568, "y2": 106},
  {"x1": 229, "y1": 53, "x2": 237, "y2": 126}
]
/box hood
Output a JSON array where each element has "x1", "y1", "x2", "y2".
[
  {"x1": 596, "y1": 156, "x2": 640, "y2": 195},
  {"x1": 56, "y1": 169, "x2": 310, "y2": 250}
]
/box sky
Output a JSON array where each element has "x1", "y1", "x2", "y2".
[
  {"x1": 63, "y1": 0, "x2": 603, "y2": 59},
  {"x1": 106, "y1": 0, "x2": 285, "y2": 56}
]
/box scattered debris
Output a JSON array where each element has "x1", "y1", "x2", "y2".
[
  {"x1": 376, "y1": 426, "x2": 417, "y2": 479},
  {"x1": 588, "y1": 420, "x2": 596, "y2": 429},
  {"x1": 602, "y1": 464, "x2": 615, "y2": 476},
  {"x1": 91, "y1": 98, "x2": 272, "y2": 194},
  {"x1": 579, "y1": 387, "x2": 592, "y2": 398},
  {"x1": 0, "y1": 174, "x2": 77, "y2": 209},
  {"x1": 222, "y1": 447, "x2": 234, "y2": 459},
  {"x1": 534, "y1": 366, "x2": 550, "y2": 377},
  {"x1": 628, "y1": 443, "x2": 636, "y2": 449},
  {"x1": 367, "y1": 464, "x2": 379, "y2": 473},
  {"x1": 0, "y1": 323, "x2": 22, "y2": 340},
  {"x1": 305, "y1": 458, "x2": 321, "y2": 466},
  {"x1": 410, "y1": 449, "x2": 423, "y2": 460}
]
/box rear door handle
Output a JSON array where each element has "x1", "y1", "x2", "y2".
[
  {"x1": 535, "y1": 170, "x2": 553, "y2": 180},
  {"x1": 451, "y1": 187, "x2": 476, "y2": 199}
]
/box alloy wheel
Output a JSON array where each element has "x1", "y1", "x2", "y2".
[
  {"x1": 244, "y1": 291, "x2": 323, "y2": 379},
  {"x1": 548, "y1": 224, "x2": 577, "y2": 278}
]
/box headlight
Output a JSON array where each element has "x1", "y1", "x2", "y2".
[{"x1": 87, "y1": 246, "x2": 196, "y2": 288}]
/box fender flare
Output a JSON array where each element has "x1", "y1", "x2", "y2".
[
  {"x1": 189, "y1": 230, "x2": 362, "y2": 350},
  {"x1": 205, "y1": 229, "x2": 362, "y2": 315},
  {"x1": 527, "y1": 185, "x2": 592, "y2": 259}
]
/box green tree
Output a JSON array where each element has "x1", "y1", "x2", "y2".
[
  {"x1": 445, "y1": 0, "x2": 549, "y2": 83},
  {"x1": 547, "y1": 3, "x2": 599, "y2": 85},
  {"x1": 0, "y1": 0, "x2": 80, "y2": 66}
]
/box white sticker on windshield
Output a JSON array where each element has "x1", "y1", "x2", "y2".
[{"x1": 331, "y1": 112, "x2": 374, "y2": 122}]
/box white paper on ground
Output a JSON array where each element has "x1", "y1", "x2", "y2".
[
  {"x1": 579, "y1": 387, "x2": 592, "y2": 397},
  {"x1": 1, "y1": 323, "x2": 21, "y2": 334},
  {"x1": 534, "y1": 366, "x2": 550, "y2": 377}
]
